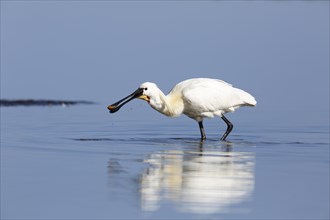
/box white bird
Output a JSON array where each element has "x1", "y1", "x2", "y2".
[{"x1": 108, "y1": 78, "x2": 256, "y2": 141}]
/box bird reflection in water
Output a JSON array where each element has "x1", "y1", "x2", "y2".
[{"x1": 140, "y1": 144, "x2": 255, "y2": 214}]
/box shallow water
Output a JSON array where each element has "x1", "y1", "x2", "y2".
[{"x1": 1, "y1": 105, "x2": 329, "y2": 219}]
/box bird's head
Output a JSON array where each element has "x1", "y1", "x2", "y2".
[
  {"x1": 138, "y1": 82, "x2": 161, "y2": 102},
  {"x1": 107, "y1": 82, "x2": 159, "y2": 113}
]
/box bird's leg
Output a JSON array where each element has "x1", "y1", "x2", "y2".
[
  {"x1": 220, "y1": 115, "x2": 233, "y2": 141},
  {"x1": 198, "y1": 121, "x2": 206, "y2": 141}
]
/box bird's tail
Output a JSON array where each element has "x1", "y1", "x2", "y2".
[{"x1": 235, "y1": 88, "x2": 257, "y2": 107}]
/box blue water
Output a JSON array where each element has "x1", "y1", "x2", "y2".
[{"x1": 1, "y1": 105, "x2": 329, "y2": 219}]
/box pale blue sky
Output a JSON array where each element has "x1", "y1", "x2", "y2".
[{"x1": 1, "y1": 1, "x2": 329, "y2": 126}]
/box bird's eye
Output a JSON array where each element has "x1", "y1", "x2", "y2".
[{"x1": 144, "y1": 88, "x2": 148, "y2": 91}]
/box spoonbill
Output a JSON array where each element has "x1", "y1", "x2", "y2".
[{"x1": 107, "y1": 78, "x2": 256, "y2": 141}]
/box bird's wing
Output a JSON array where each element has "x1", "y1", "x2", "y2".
[
  {"x1": 181, "y1": 80, "x2": 231, "y2": 109},
  {"x1": 181, "y1": 79, "x2": 250, "y2": 115}
]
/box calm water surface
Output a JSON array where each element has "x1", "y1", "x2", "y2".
[{"x1": 1, "y1": 105, "x2": 329, "y2": 219}]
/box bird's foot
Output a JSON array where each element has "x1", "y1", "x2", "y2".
[
  {"x1": 199, "y1": 138, "x2": 206, "y2": 145},
  {"x1": 220, "y1": 137, "x2": 232, "y2": 143},
  {"x1": 220, "y1": 138, "x2": 233, "y2": 147}
]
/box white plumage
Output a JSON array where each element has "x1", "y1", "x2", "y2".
[{"x1": 108, "y1": 78, "x2": 256, "y2": 141}]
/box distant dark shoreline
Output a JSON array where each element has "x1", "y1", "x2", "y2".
[{"x1": 0, "y1": 99, "x2": 95, "y2": 107}]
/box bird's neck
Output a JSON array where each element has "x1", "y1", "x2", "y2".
[{"x1": 150, "y1": 90, "x2": 184, "y2": 117}]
